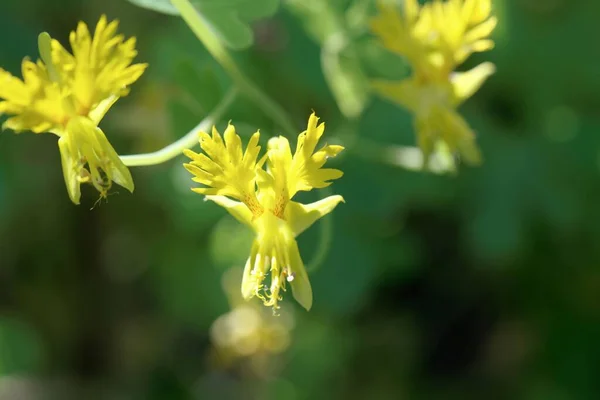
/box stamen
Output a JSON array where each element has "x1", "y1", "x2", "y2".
[
  {"x1": 286, "y1": 272, "x2": 295, "y2": 282},
  {"x1": 253, "y1": 253, "x2": 263, "y2": 274},
  {"x1": 77, "y1": 168, "x2": 91, "y2": 183}
]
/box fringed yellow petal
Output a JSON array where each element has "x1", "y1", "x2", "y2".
[
  {"x1": 464, "y1": 16, "x2": 498, "y2": 44},
  {"x1": 184, "y1": 126, "x2": 262, "y2": 212},
  {"x1": 64, "y1": 15, "x2": 148, "y2": 113},
  {"x1": 467, "y1": 0, "x2": 493, "y2": 24},
  {"x1": 284, "y1": 113, "x2": 344, "y2": 198},
  {"x1": 370, "y1": 0, "x2": 423, "y2": 63},
  {"x1": 372, "y1": 0, "x2": 496, "y2": 74},
  {"x1": 0, "y1": 62, "x2": 68, "y2": 133}
]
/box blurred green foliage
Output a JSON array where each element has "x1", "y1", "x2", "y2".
[
  {"x1": 128, "y1": 0, "x2": 279, "y2": 49},
  {"x1": 1, "y1": 0, "x2": 600, "y2": 399}
]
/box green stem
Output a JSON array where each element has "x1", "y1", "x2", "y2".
[
  {"x1": 119, "y1": 87, "x2": 237, "y2": 167},
  {"x1": 337, "y1": 123, "x2": 455, "y2": 174},
  {"x1": 349, "y1": 137, "x2": 454, "y2": 174},
  {"x1": 170, "y1": 0, "x2": 297, "y2": 137}
]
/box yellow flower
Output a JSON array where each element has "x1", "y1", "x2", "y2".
[
  {"x1": 373, "y1": 62, "x2": 495, "y2": 165},
  {"x1": 209, "y1": 268, "x2": 295, "y2": 369},
  {"x1": 184, "y1": 113, "x2": 345, "y2": 311},
  {"x1": 371, "y1": 0, "x2": 496, "y2": 78},
  {"x1": 370, "y1": 0, "x2": 497, "y2": 166},
  {"x1": 0, "y1": 16, "x2": 147, "y2": 204}
]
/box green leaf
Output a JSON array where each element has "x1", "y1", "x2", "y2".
[
  {"x1": 321, "y1": 38, "x2": 370, "y2": 119},
  {"x1": 127, "y1": 0, "x2": 280, "y2": 49},
  {"x1": 286, "y1": 0, "x2": 370, "y2": 118},
  {"x1": 128, "y1": 0, "x2": 180, "y2": 15},
  {"x1": 172, "y1": 60, "x2": 225, "y2": 115}
]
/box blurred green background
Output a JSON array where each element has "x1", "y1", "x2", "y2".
[{"x1": 2, "y1": 0, "x2": 600, "y2": 399}]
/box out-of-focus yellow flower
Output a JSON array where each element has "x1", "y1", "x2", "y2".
[
  {"x1": 209, "y1": 268, "x2": 295, "y2": 374},
  {"x1": 211, "y1": 305, "x2": 293, "y2": 357},
  {"x1": 184, "y1": 113, "x2": 344, "y2": 311},
  {"x1": 370, "y1": 0, "x2": 497, "y2": 166},
  {"x1": 0, "y1": 16, "x2": 147, "y2": 204}
]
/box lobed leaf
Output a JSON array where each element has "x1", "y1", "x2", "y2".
[{"x1": 127, "y1": 0, "x2": 279, "y2": 49}]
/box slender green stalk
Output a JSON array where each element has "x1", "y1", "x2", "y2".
[
  {"x1": 120, "y1": 87, "x2": 237, "y2": 167},
  {"x1": 337, "y1": 123, "x2": 455, "y2": 174},
  {"x1": 170, "y1": 0, "x2": 297, "y2": 137},
  {"x1": 349, "y1": 137, "x2": 455, "y2": 174}
]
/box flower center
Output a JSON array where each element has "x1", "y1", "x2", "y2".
[{"x1": 245, "y1": 212, "x2": 296, "y2": 312}]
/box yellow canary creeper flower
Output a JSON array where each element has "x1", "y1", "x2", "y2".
[
  {"x1": 370, "y1": 0, "x2": 497, "y2": 166},
  {"x1": 209, "y1": 268, "x2": 295, "y2": 366},
  {"x1": 0, "y1": 16, "x2": 147, "y2": 204},
  {"x1": 184, "y1": 113, "x2": 344, "y2": 312}
]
